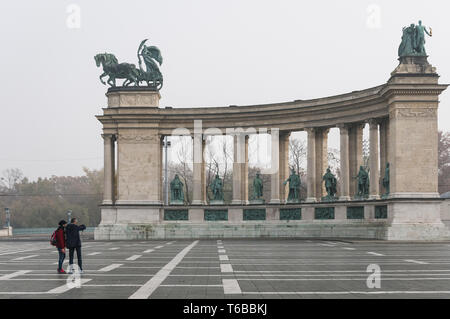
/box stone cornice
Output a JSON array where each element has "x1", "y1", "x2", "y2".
[{"x1": 96, "y1": 81, "x2": 447, "y2": 134}]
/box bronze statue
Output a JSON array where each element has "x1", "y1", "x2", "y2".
[
  {"x1": 209, "y1": 174, "x2": 224, "y2": 201},
  {"x1": 398, "y1": 20, "x2": 432, "y2": 57},
  {"x1": 354, "y1": 166, "x2": 369, "y2": 198},
  {"x1": 322, "y1": 168, "x2": 337, "y2": 199},
  {"x1": 95, "y1": 39, "x2": 163, "y2": 89},
  {"x1": 252, "y1": 172, "x2": 264, "y2": 200},
  {"x1": 283, "y1": 169, "x2": 301, "y2": 203},
  {"x1": 170, "y1": 174, "x2": 184, "y2": 204},
  {"x1": 382, "y1": 163, "x2": 390, "y2": 197}
]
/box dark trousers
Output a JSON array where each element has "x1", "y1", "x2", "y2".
[
  {"x1": 69, "y1": 246, "x2": 82, "y2": 271},
  {"x1": 57, "y1": 248, "x2": 66, "y2": 270}
]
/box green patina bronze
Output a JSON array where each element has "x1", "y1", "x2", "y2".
[
  {"x1": 170, "y1": 174, "x2": 184, "y2": 205},
  {"x1": 315, "y1": 207, "x2": 335, "y2": 220},
  {"x1": 322, "y1": 168, "x2": 337, "y2": 201},
  {"x1": 209, "y1": 174, "x2": 224, "y2": 203},
  {"x1": 398, "y1": 20, "x2": 432, "y2": 57},
  {"x1": 164, "y1": 209, "x2": 188, "y2": 221},
  {"x1": 280, "y1": 208, "x2": 301, "y2": 220},
  {"x1": 347, "y1": 206, "x2": 364, "y2": 220},
  {"x1": 252, "y1": 172, "x2": 264, "y2": 201},
  {"x1": 375, "y1": 205, "x2": 388, "y2": 219},
  {"x1": 243, "y1": 209, "x2": 266, "y2": 221},
  {"x1": 95, "y1": 39, "x2": 163, "y2": 89},
  {"x1": 283, "y1": 169, "x2": 301, "y2": 203},
  {"x1": 354, "y1": 166, "x2": 369, "y2": 199},
  {"x1": 204, "y1": 210, "x2": 228, "y2": 221},
  {"x1": 382, "y1": 163, "x2": 390, "y2": 198}
]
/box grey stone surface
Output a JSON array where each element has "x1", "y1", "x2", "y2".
[{"x1": 1, "y1": 239, "x2": 450, "y2": 299}]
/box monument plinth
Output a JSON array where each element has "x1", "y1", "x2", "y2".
[{"x1": 106, "y1": 87, "x2": 161, "y2": 108}]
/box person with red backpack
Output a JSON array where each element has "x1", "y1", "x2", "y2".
[{"x1": 53, "y1": 220, "x2": 67, "y2": 274}]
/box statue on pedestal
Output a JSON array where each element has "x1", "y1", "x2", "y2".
[
  {"x1": 322, "y1": 168, "x2": 337, "y2": 201},
  {"x1": 283, "y1": 169, "x2": 301, "y2": 203},
  {"x1": 170, "y1": 174, "x2": 184, "y2": 205},
  {"x1": 354, "y1": 166, "x2": 369, "y2": 199},
  {"x1": 251, "y1": 172, "x2": 264, "y2": 204},
  {"x1": 209, "y1": 174, "x2": 224, "y2": 204},
  {"x1": 382, "y1": 163, "x2": 390, "y2": 198}
]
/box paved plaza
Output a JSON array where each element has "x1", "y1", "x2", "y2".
[{"x1": 1, "y1": 239, "x2": 450, "y2": 299}]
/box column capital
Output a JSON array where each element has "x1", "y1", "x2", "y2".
[
  {"x1": 336, "y1": 123, "x2": 349, "y2": 132},
  {"x1": 350, "y1": 122, "x2": 366, "y2": 130},
  {"x1": 367, "y1": 118, "x2": 380, "y2": 128},
  {"x1": 101, "y1": 133, "x2": 117, "y2": 142},
  {"x1": 305, "y1": 127, "x2": 316, "y2": 134}
]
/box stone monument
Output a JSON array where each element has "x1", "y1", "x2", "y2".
[{"x1": 94, "y1": 26, "x2": 449, "y2": 241}]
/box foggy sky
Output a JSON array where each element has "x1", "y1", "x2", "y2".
[{"x1": 1, "y1": 0, "x2": 449, "y2": 180}]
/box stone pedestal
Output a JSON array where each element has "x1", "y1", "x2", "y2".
[{"x1": 384, "y1": 56, "x2": 448, "y2": 240}]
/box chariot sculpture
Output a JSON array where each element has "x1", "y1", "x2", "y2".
[{"x1": 94, "y1": 39, "x2": 163, "y2": 90}]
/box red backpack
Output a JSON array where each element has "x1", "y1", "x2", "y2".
[{"x1": 50, "y1": 229, "x2": 58, "y2": 246}]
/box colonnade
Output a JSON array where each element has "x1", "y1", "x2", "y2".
[{"x1": 101, "y1": 119, "x2": 389, "y2": 205}]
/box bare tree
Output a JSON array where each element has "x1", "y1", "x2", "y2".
[
  {"x1": 0, "y1": 168, "x2": 24, "y2": 192},
  {"x1": 362, "y1": 137, "x2": 370, "y2": 169},
  {"x1": 289, "y1": 138, "x2": 306, "y2": 174}
]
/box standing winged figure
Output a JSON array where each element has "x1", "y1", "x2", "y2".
[{"x1": 137, "y1": 39, "x2": 163, "y2": 89}]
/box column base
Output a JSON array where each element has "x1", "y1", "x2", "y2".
[
  {"x1": 389, "y1": 192, "x2": 440, "y2": 199},
  {"x1": 231, "y1": 200, "x2": 244, "y2": 205},
  {"x1": 102, "y1": 200, "x2": 113, "y2": 205},
  {"x1": 369, "y1": 195, "x2": 380, "y2": 200},
  {"x1": 115, "y1": 200, "x2": 162, "y2": 205},
  {"x1": 269, "y1": 199, "x2": 281, "y2": 204},
  {"x1": 339, "y1": 196, "x2": 351, "y2": 202},
  {"x1": 305, "y1": 197, "x2": 317, "y2": 203},
  {"x1": 191, "y1": 200, "x2": 206, "y2": 205}
]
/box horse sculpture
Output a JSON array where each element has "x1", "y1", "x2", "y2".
[{"x1": 94, "y1": 53, "x2": 140, "y2": 87}]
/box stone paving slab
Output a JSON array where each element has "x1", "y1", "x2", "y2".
[{"x1": 1, "y1": 239, "x2": 450, "y2": 299}]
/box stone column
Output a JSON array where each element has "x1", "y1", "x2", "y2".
[
  {"x1": 315, "y1": 128, "x2": 329, "y2": 199},
  {"x1": 192, "y1": 134, "x2": 206, "y2": 205},
  {"x1": 348, "y1": 123, "x2": 364, "y2": 197},
  {"x1": 379, "y1": 118, "x2": 389, "y2": 194},
  {"x1": 368, "y1": 119, "x2": 380, "y2": 199},
  {"x1": 232, "y1": 133, "x2": 249, "y2": 204},
  {"x1": 269, "y1": 129, "x2": 280, "y2": 204},
  {"x1": 338, "y1": 124, "x2": 350, "y2": 201},
  {"x1": 279, "y1": 132, "x2": 291, "y2": 203},
  {"x1": 242, "y1": 135, "x2": 249, "y2": 204},
  {"x1": 159, "y1": 135, "x2": 164, "y2": 204},
  {"x1": 305, "y1": 128, "x2": 316, "y2": 202},
  {"x1": 102, "y1": 134, "x2": 115, "y2": 205}
]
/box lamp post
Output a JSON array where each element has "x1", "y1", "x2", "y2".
[
  {"x1": 163, "y1": 137, "x2": 171, "y2": 205},
  {"x1": 67, "y1": 209, "x2": 72, "y2": 224},
  {"x1": 5, "y1": 208, "x2": 10, "y2": 228}
]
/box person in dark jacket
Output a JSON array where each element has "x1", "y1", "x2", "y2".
[
  {"x1": 55, "y1": 220, "x2": 67, "y2": 274},
  {"x1": 65, "y1": 217, "x2": 86, "y2": 274}
]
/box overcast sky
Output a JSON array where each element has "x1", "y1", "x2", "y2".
[{"x1": 0, "y1": 0, "x2": 449, "y2": 180}]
